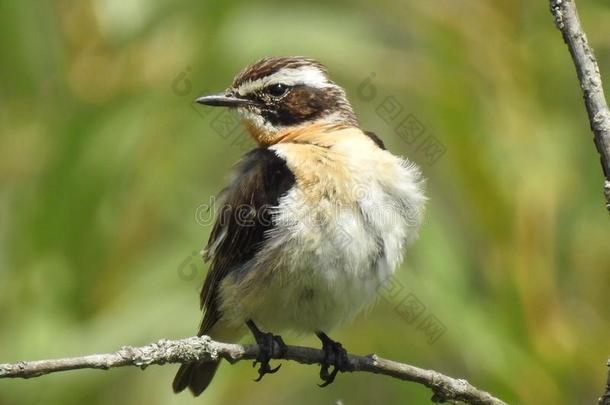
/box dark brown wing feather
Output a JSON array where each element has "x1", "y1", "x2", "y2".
[
  {"x1": 198, "y1": 147, "x2": 295, "y2": 334},
  {"x1": 363, "y1": 130, "x2": 386, "y2": 150},
  {"x1": 173, "y1": 148, "x2": 295, "y2": 396}
]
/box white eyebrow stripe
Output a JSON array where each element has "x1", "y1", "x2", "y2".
[{"x1": 236, "y1": 66, "x2": 330, "y2": 96}]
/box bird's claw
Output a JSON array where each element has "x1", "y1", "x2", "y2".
[
  {"x1": 246, "y1": 320, "x2": 286, "y2": 382},
  {"x1": 316, "y1": 332, "x2": 352, "y2": 387},
  {"x1": 253, "y1": 361, "x2": 281, "y2": 382}
]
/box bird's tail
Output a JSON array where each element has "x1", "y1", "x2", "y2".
[
  {"x1": 172, "y1": 322, "x2": 240, "y2": 396},
  {"x1": 172, "y1": 359, "x2": 220, "y2": 396}
]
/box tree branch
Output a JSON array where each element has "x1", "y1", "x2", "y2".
[
  {"x1": 550, "y1": 0, "x2": 610, "y2": 213},
  {"x1": 0, "y1": 335, "x2": 509, "y2": 405}
]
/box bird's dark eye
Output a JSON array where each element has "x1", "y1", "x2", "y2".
[{"x1": 268, "y1": 83, "x2": 288, "y2": 97}]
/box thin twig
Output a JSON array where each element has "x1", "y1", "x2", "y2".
[
  {"x1": 549, "y1": 0, "x2": 610, "y2": 400},
  {"x1": 549, "y1": 0, "x2": 610, "y2": 401},
  {"x1": 550, "y1": 0, "x2": 610, "y2": 213},
  {"x1": 0, "y1": 335, "x2": 509, "y2": 405}
]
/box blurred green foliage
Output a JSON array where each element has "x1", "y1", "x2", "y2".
[{"x1": 1, "y1": 0, "x2": 610, "y2": 404}]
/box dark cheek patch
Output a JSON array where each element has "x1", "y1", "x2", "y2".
[
  {"x1": 263, "y1": 86, "x2": 331, "y2": 126},
  {"x1": 284, "y1": 87, "x2": 324, "y2": 117}
]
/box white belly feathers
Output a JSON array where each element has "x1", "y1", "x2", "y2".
[{"x1": 218, "y1": 128, "x2": 425, "y2": 333}]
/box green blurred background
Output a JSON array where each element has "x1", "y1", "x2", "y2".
[{"x1": 2, "y1": 0, "x2": 610, "y2": 404}]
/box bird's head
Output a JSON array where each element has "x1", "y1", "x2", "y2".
[{"x1": 196, "y1": 56, "x2": 358, "y2": 145}]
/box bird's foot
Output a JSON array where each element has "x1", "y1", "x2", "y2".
[
  {"x1": 316, "y1": 331, "x2": 353, "y2": 387},
  {"x1": 246, "y1": 320, "x2": 286, "y2": 382}
]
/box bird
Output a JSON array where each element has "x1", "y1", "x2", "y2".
[{"x1": 173, "y1": 56, "x2": 426, "y2": 396}]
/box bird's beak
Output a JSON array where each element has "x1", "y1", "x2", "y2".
[{"x1": 195, "y1": 92, "x2": 250, "y2": 108}]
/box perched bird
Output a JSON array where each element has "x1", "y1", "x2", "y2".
[{"x1": 173, "y1": 56, "x2": 426, "y2": 396}]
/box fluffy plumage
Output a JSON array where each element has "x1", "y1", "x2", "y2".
[
  {"x1": 218, "y1": 124, "x2": 425, "y2": 333},
  {"x1": 173, "y1": 57, "x2": 426, "y2": 396}
]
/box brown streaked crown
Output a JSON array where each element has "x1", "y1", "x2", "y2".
[{"x1": 231, "y1": 57, "x2": 328, "y2": 89}]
